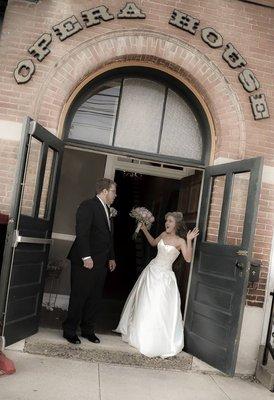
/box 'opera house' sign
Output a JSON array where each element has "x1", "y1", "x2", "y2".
[{"x1": 14, "y1": 2, "x2": 269, "y2": 121}]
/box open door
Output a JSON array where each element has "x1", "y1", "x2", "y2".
[
  {"x1": 0, "y1": 117, "x2": 64, "y2": 346},
  {"x1": 185, "y1": 157, "x2": 263, "y2": 376}
]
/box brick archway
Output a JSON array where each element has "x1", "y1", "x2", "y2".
[{"x1": 33, "y1": 30, "x2": 246, "y2": 161}]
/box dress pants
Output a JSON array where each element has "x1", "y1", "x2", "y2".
[{"x1": 63, "y1": 255, "x2": 107, "y2": 336}]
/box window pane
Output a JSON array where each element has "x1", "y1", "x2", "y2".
[
  {"x1": 67, "y1": 76, "x2": 207, "y2": 163},
  {"x1": 114, "y1": 78, "x2": 165, "y2": 153},
  {"x1": 160, "y1": 89, "x2": 203, "y2": 160},
  {"x1": 226, "y1": 172, "x2": 250, "y2": 246},
  {"x1": 21, "y1": 137, "x2": 42, "y2": 216},
  {"x1": 206, "y1": 175, "x2": 226, "y2": 243},
  {"x1": 38, "y1": 148, "x2": 55, "y2": 220},
  {"x1": 69, "y1": 80, "x2": 121, "y2": 145}
]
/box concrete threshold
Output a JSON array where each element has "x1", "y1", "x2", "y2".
[
  {"x1": 23, "y1": 328, "x2": 196, "y2": 372},
  {"x1": 13, "y1": 328, "x2": 260, "y2": 381},
  {"x1": 10, "y1": 328, "x2": 259, "y2": 380},
  {"x1": 10, "y1": 328, "x2": 257, "y2": 378}
]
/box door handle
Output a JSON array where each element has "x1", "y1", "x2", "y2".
[{"x1": 235, "y1": 261, "x2": 244, "y2": 270}]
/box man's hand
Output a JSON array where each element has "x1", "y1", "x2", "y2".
[
  {"x1": 83, "y1": 258, "x2": 94, "y2": 269},
  {"x1": 108, "y1": 259, "x2": 116, "y2": 272}
]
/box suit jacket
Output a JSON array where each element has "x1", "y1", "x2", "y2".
[{"x1": 68, "y1": 196, "x2": 115, "y2": 264}]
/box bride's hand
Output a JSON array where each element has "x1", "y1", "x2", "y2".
[
  {"x1": 140, "y1": 222, "x2": 147, "y2": 232},
  {"x1": 187, "y1": 227, "x2": 199, "y2": 241}
]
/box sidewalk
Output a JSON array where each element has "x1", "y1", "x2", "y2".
[{"x1": 0, "y1": 349, "x2": 272, "y2": 400}]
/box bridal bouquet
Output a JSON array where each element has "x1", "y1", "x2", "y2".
[{"x1": 129, "y1": 207, "x2": 155, "y2": 240}]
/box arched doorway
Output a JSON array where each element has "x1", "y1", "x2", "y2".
[{"x1": 51, "y1": 66, "x2": 211, "y2": 329}]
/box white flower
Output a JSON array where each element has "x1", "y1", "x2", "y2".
[{"x1": 110, "y1": 207, "x2": 118, "y2": 218}]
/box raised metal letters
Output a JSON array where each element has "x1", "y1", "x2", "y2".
[
  {"x1": 81, "y1": 6, "x2": 114, "y2": 27},
  {"x1": 14, "y1": 59, "x2": 35, "y2": 84},
  {"x1": 11, "y1": 4, "x2": 271, "y2": 122},
  {"x1": 201, "y1": 27, "x2": 223, "y2": 48},
  {"x1": 169, "y1": 9, "x2": 200, "y2": 35},
  {"x1": 239, "y1": 69, "x2": 260, "y2": 93},
  {"x1": 53, "y1": 15, "x2": 83, "y2": 41},
  {"x1": 250, "y1": 94, "x2": 270, "y2": 120},
  {"x1": 222, "y1": 43, "x2": 247, "y2": 69},
  {"x1": 117, "y1": 2, "x2": 146, "y2": 18},
  {"x1": 28, "y1": 33, "x2": 52, "y2": 62}
]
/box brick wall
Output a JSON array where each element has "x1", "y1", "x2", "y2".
[
  {"x1": 0, "y1": 0, "x2": 273, "y2": 307},
  {"x1": 0, "y1": 139, "x2": 19, "y2": 215}
]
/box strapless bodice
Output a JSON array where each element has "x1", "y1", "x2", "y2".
[{"x1": 151, "y1": 239, "x2": 180, "y2": 269}]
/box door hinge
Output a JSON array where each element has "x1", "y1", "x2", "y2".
[{"x1": 237, "y1": 250, "x2": 248, "y2": 256}]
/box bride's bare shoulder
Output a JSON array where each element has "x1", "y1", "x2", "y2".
[
  {"x1": 160, "y1": 232, "x2": 169, "y2": 239},
  {"x1": 177, "y1": 236, "x2": 186, "y2": 245}
]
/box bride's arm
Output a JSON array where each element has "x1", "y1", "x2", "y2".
[
  {"x1": 140, "y1": 224, "x2": 163, "y2": 247},
  {"x1": 179, "y1": 227, "x2": 199, "y2": 262}
]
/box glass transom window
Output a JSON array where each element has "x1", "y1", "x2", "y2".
[{"x1": 67, "y1": 72, "x2": 209, "y2": 164}]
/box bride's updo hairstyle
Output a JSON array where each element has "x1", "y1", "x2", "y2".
[{"x1": 165, "y1": 212, "x2": 187, "y2": 239}]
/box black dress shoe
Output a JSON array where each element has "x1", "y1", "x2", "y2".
[
  {"x1": 81, "y1": 333, "x2": 100, "y2": 343},
  {"x1": 63, "y1": 333, "x2": 81, "y2": 344}
]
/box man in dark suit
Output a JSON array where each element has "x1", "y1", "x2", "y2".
[{"x1": 63, "y1": 178, "x2": 117, "y2": 344}]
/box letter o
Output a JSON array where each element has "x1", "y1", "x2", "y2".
[
  {"x1": 201, "y1": 27, "x2": 223, "y2": 48},
  {"x1": 14, "y1": 59, "x2": 35, "y2": 84}
]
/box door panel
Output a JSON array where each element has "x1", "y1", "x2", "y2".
[
  {"x1": 0, "y1": 117, "x2": 64, "y2": 346},
  {"x1": 185, "y1": 157, "x2": 263, "y2": 375}
]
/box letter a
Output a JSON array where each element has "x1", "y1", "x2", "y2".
[{"x1": 117, "y1": 2, "x2": 146, "y2": 19}]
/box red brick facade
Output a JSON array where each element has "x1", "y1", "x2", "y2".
[
  {"x1": 0, "y1": 139, "x2": 19, "y2": 214},
  {"x1": 0, "y1": 0, "x2": 273, "y2": 307}
]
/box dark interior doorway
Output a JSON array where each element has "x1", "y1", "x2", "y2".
[
  {"x1": 39, "y1": 150, "x2": 202, "y2": 334},
  {"x1": 99, "y1": 168, "x2": 203, "y2": 331}
]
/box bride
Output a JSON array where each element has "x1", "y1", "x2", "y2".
[{"x1": 114, "y1": 212, "x2": 199, "y2": 358}]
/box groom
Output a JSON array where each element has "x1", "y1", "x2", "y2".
[{"x1": 63, "y1": 178, "x2": 117, "y2": 344}]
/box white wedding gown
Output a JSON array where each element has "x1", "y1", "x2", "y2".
[{"x1": 114, "y1": 238, "x2": 184, "y2": 358}]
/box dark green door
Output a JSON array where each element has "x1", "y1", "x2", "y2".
[
  {"x1": 185, "y1": 157, "x2": 263, "y2": 376},
  {"x1": 0, "y1": 117, "x2": 64, "y2": 346}
]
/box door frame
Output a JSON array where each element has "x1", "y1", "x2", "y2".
[
  {"x1": 55, "y1": 144, "x2": 204, "y2": 322},
  {"x1": 39, "y1": 145, "x2": 203, "y2": 316}
]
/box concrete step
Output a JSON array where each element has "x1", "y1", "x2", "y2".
[
  {"x1": 256, "y1": 346, "x2": 274, "y2": 391},
  {"x1": 24, "y1": 328, "x2": 193, "y2": 371}
]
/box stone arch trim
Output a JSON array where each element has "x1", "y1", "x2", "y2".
[{"x1": 33, "y1": 29, "x2": 246, "y2": 161}]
